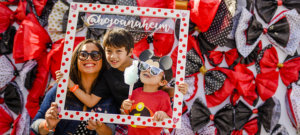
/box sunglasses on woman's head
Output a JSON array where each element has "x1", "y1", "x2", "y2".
[
  {"x1": 139, "y1": 61, "x2": 163, "y2": 76},
  {"x1": 78, "y1": 51, "x2": 102, "y2": 61}
]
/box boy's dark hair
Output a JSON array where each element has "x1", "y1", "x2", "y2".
[{"x1": 102, "y1": 28, "x2": 134, "y2": 54}]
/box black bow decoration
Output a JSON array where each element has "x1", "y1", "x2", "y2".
[
  {"x1": 236, "y1": 9, "x2": 300, "y2": 57},
  {"x1": 246, "y1": 16, "x2": 289, "y2": 47},
  {"x1": 1, "y1": 82, "x2": 23, "y2": 115},
  {"x1": 234, "y1": 97, "x2": 281, "y2": 133},
  {"x1": 185, "y1": 48, "x2": 204, "y2": 76},
  {"x1": 190, "y1": 98, "x2": 234, "y2": 135},
  {"x1": 255, "y1": 0, "x2": 300, "y2": 23}
]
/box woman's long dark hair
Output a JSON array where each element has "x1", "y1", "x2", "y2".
[
  {"x1": 66, "y1": 39, "x2": 108, "y2": 108},
  {"x1": 69, "y1": 39, "x2": 107, "y2": 90}
]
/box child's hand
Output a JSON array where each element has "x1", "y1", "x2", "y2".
[
  {"x1": 178, "y1": 82, "x2": 188, "y2": 95},
  {"x1": 153, "y1": 111, "x2": 169, "y2": 121},
  {"x1": 122, "y1": 99, "x2": 134, "y2": 110},
  {"x1": 55, "y1": 70, "x2": 63, "y2": 83}
]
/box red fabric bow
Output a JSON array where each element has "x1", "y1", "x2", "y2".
[
  {"x1": 133, "y1": 37, "x2": 149, "y2": 58},
  {"x1": 231, "y1": 64, "x2": 258, "y2": 106},
  {"x1": 205, "y1": 67, "x2": 236, "y2": 107},
  {"x1": 256, "y1": 46, "x2": 300, "y2": 101},
  {"x1": 13, "y1": 13, "x2": 51, "y2": 63},
  {"x1": 231, "y1": 118, "x2": 259, "y2": 135},
  {"x1": 0, "y1": 3, "x2": 14, "y2": 33},
  {"x1": 133, "y1": 31, "x2": 175, "y2": 58},
  {"x1": 189, "y1": 0, "x2": 221, "y2": 32},
  {"x1": 47, "y1": 37, "x2": 85, "y2": 80},
  {"x1": 0, "y1": 105, "x2": 13, "y2": 134},
  {"x1": 14, "y1": 0, "x2": 30, "y2": 24},
  {"x1": 33, "y1": 0, "x2": 47, "y2": 16},
  {"x1": 208, "y1": 48, "x2": 239, "y2": 67},
  {"x1": 26, "y1": 51, "x2": 49, "y2": 119}
]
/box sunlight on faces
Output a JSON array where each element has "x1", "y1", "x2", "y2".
[
  {"x1": 105, "y1": 46, "x2": 132, "y2": 71},
  {"x1": 140, "y1": 59, "x2": 167, "y2": 87},
  {"x1": 77, "y1": 43, "x2": 102, "y2": 75}
]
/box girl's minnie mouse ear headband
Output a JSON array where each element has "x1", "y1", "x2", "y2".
[{"x1": 139, "y1": 49, "x2": 173, "y2": 82}]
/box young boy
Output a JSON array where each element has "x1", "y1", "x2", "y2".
[
  {"x1": 62, "y1": 28, "x2": 188, "y2": 111},
  {"x1": 121, "y1": 51, "x2": 173, "y2": 135}
]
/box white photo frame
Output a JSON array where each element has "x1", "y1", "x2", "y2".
[{"x1": 56, "y1": 2, "x2": 189, "y2": 128}]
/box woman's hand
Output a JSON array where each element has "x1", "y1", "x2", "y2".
[
  {"x1": 86, "y1": 119, "x2": 103, "y2": 130},
  {"x1": 153, "y1": 111, "x2": 169, "y2": 121},
  {"x1": 178, "y1": 82, "x2": 188, "y2": 95},
  {"x1": 45, "y1": 102, "x2": 60, "y2": 130}
]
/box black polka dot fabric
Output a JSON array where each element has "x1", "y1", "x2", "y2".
[
  {"x1": 74, "y1": 121, "x2": 93, "y2": 135},
  {"x1": 202, "y1": 0, "x2": 236, "y2": 47},
  {"x1": 185, "y1": 48, "x2": 204, "y2": 76},
  {"x1": 204, "y1": 70, "x2": 227, "y2": 95}
]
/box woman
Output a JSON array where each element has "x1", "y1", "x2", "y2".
[{"x1": 31, "y1": 39, "x2": 116, "y2": 135}]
